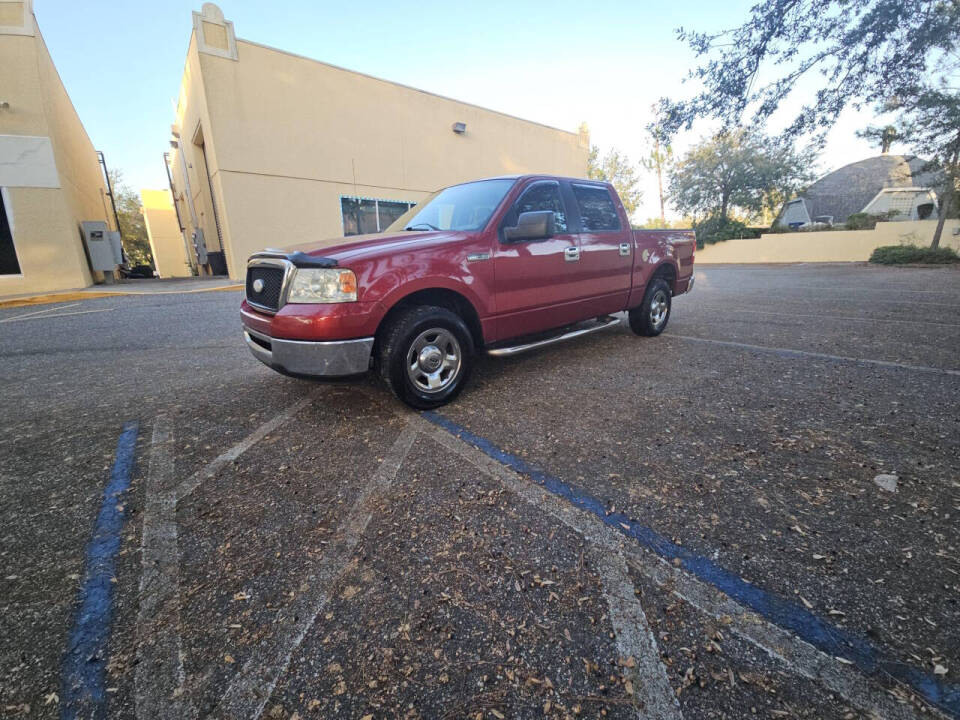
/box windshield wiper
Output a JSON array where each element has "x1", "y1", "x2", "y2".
[{"x1": 405, "y1": 222, "x2": 439, "y2": 231}]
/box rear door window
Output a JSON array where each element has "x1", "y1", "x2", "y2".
[{"x1": 572, "y1": 184, "x2": 621, "y2": 232}]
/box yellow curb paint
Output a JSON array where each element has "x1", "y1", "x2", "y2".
[{"x1": 0, "y1": 285, "x2": 243, "y2": 309}]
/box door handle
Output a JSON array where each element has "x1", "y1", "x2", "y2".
[
  {"x1": 564, "y1": 246, "x2": 580, "y2": 262},
  {"x1": 619, "y1": 242, "x2": 631, "y2": 256}
]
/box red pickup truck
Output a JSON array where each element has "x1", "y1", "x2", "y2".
[{"x1": 241, "y1": 175, "x2": 695, "y2": 408}]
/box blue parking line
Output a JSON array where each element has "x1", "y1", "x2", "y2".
[
  {"x1": 60, "y1": 421, "x2": 139, "y2": 720},
  {"x1": 422, "y1": 411, "x2": 960, "y2": 718}
]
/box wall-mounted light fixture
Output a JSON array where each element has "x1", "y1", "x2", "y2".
[
  {"x1": 0, "y1": 101, "x2": 10, "y2": 111},
  {"x1": 452, "y1": 122, "x2": 466, "y2": 134},
  {"x1": 169, "y1": 140, "x2": 179, "y2": 149}
]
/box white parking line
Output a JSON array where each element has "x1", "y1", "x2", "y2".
[
  {"x1": 136, "y1": 397, "x2": 317, "y2": 719},
  {"x1": 212, "y1": 426, "x2": 418, "y2": 720},
  {"x1": 593, "y1": 550, "x2": 683, "y2": 720},
  {"x1": 408, "y1": 413, "x2": 933, "y2": 720},
  {"x1": 701, "y1": 307, "x2": 960, "y2": 328},
  {"x1": 623, "y1": 553, "x2": 927, "y2": 720},
  {"x1": 136, "y1": 416, "x2": 196, "y2": 720},
  {"x1": 0, "y1": 302, "x2": 80, "y2": 323},
  {"x1": 174, "y1": 396, "x2": 315, "y2": 500},
  {"x1": 670, "y1": 334, "x2": 960, "y2": 377},
  {"x1": 410, "y1": 414, "x2": 681, "y2": 718},
  {"x1": 0, "y1": 307, "x2": 116, "y2": 323}
]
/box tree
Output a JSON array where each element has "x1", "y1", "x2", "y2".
[
  {"x1": 638, "y1": 216, "x2": 694, "y2": 229},
  {"x1": 108, "y1": 170, "x2": 154, "y2": 267},
  {"x1": 586, "y1": 144, "x2": 643, "y2": 219},
  {"x1": 640, "y1": 118, "x2": 673, "y2": 223},
  {"x1": 667, "y1": 129, "x2": 814, "y2": 225},
  {"x1": 858, "y1": 125, "x2": 900, "y2": 154},
  {"x1": 660, "y1": 0, "x2": 959, "y2": 139},
  {"x1": 658, "y1": 0, "x2": 960, "y2": 246},
  {"x1": 896, "y1": 88, "x2": 960, "y2": 248}
]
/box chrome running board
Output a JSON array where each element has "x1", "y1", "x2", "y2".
[{"x1": 487, "y1": 316, "x2": 621, "y2": 357}]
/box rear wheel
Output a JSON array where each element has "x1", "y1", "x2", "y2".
[
  {"x1": 628, "y1": 277, "x2": 672, "y2": 336},
  {"x1": 377, "y1": 305, "x2": 474, "y2": 409}
]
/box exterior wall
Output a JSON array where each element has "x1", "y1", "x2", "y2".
[
  {"x1": 0, "y1": 4, "x2": 111, "y2": 296},
  {"x1": 141, "y1": 189, "x2": 192, "y2": 278},
  {"x1": 696, "y1": 220, "x2": 960, "y2": 264},
  {"x1": 168, "y1": 32, "x2": 224, "y2": 274},
  {"x1": 170, "y1": 5, "x2": 589, "y2": 281}
]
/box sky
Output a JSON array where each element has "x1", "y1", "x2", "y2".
[{"x1": 35, "y1": 0, "x2": 890, "y2": 222}]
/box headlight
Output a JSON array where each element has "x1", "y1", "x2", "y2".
[{"x1": 287, "y1": 268, "x2": 358, "y2": 303}]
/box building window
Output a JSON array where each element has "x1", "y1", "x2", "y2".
[
  {"x1": 340, "y1": 196, "x2": 416, "y2": 236},
  {"x1": 0, "y1": 190, "x2": 21, "y2": 276}
]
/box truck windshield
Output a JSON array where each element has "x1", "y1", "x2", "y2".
[{"x1": 385, "y1": 179, "x2": 516, "y2": 233}]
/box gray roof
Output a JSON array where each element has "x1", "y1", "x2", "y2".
[{"x1": 781, "y1": 155, "x2": 942, "y2": 224}]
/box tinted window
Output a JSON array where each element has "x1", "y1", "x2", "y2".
[
  {"x1": 572, "y1": 184, "x2": 620, "y2": 232},
  {"x1": 386, "y1": 179, "x2": 515, "y2": 233},
  {"x1": 514, "y1": 182, "x2": 568, "y2": 233}
]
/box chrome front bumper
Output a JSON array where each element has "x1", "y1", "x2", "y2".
[{"x1": 244, "y1": 328, "x2": 374, "y2": 377}]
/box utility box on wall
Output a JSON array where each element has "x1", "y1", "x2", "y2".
[{"x1": 80, "y1": 221, "x2": 122, "y2": 275}]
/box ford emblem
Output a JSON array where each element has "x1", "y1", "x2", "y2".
[{"x1": 252, "y1": 278, "x2": 265, "y2": 293}]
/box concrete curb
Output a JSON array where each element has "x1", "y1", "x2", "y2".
[{"x1": 0, "y1": 284, "x2": 243, "y2": 308}]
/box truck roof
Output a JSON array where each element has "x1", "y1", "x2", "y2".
[{"x1": 461, "y1": 173, "x2": 610, "y2": 185}]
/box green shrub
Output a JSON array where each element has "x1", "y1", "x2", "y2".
[
  {"x1": 845, "y1": 210, "x2": 901, "y2": 230},
  {"x1": 693, "y1": 216, "x2": 761, "y2": 249},
  {"x1": 869, "y1": 245, "x2": 960, "y2": 264},
  {"x1": 763, "y1": 223, "x2": 794, "y2": 234}
]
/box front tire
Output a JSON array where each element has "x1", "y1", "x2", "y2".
[
  {"x1": 628, "y1": 277, "x2": 672, "y2": 336},
  {"x1": 377, "y1": 305, "x2": 474, "y2": 409}
]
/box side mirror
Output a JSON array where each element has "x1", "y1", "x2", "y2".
[{"x1": 503, "y1": 211, "x2": 555, "y2": 242}]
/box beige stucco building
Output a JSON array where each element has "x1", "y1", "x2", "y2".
[
  {"x1": 141, "y1": 188, "x2": 193, "y2": 278},
  {"x1": 0, "y1": 0, "x2": 116, "y2": 297},
  {"x1": 164, "y1": 3, "x2": 589, "y2": 281}
]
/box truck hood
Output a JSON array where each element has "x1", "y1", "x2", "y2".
[{"x1": 278, "y1": 230, "x2": 467, "y2": 264}]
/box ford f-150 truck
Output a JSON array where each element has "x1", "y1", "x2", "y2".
[{"x1": 241, "y1": 175, "x2": 695, "y2": 408}]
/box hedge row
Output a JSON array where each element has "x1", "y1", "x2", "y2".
[{"x1": 868, "y1": 245, "x2": 960, "y2": 264}]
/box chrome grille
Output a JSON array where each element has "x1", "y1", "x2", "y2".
[{"x1": 246, "y1": 265, "x2": 286, "y2": 312}]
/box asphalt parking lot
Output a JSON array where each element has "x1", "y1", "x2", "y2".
[{"x1": 1, "y1": 263, "x2": 958, "y2": 720}]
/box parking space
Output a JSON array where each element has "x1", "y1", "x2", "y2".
[{"x1": 1, "y1": 264, "x2": 958, "y2": 719}]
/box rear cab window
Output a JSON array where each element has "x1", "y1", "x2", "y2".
[{"x1": 571, "y1": 183, "x2": 621, "y2": 232}]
